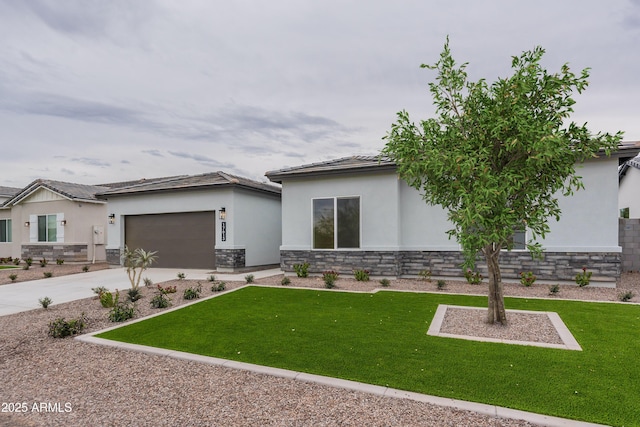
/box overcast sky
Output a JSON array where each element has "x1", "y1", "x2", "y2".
[{"x1": 1, "y1": 0, "x2": 639, "y2": 188}]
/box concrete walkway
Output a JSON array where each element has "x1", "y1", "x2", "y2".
[{"x1": 0, "y1": 267, "x2": 282, "y2": 316}]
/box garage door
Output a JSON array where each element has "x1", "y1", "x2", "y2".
[{"x1": 124, "y1": 211, "x2": 215, "y2": 269}]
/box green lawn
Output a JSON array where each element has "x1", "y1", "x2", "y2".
[{"x1": 97, "y1": 287, "x2": 640, "y2": 426}]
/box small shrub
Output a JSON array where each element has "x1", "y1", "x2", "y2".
[
  {"x1": 379, "y1": 278, "x2": 390, "y2": 287},
  {"x1": 150, "y1": 294, "x2": 170, "y2": 309},
  {"x1": 436, "y1": 279, "x2": 447, "y2": 290},
  {"x1": 418, "y1": 269, "x2": 432, "y2": 281},
  {"x1": 25, "y1": 257, "x2": 33, "y2": 266},
  {"x1": 323, "y1": 270, "x2": 339, "y2": 288},
  {"x1": 9, "y1": 273, "x2": 17, "y2": 282},
  {"x1": 91, "y1": 286, "x2": 108, "y2": 296},
  {"x1": 82, "y1": 265, "x2": 90, "y2": 272},
  {"x1": 109, "y1": 302, "x2": 135, "y2": 322},
  {"x1": 99, "y1": 290, "x2": 119, "y2": 308},
  {"x1": 575, "y1": 267, "x2": 592, "y2": 287},
  {"x1": 618, "y1": 291, "x2": 634, "y2": 302},
  {"x1": 464, "y1": 269, "x2": 483, "y2": 285},
  {"x1": 177, "y1": 272, "x2": 186, "y2": 280},
  {"x1": 549, "y1": 284, "x2": 560, "y2": 295},
  {"x1": 207, "y1": 274, "x2": 216, "y2": 282},
  {"x1": 56, "y1": 258, "x2": 64, "y2": 265},
  {"x1": 39, "y1": 296, "x2": 52, "y2": 309},
  {"x1": 157, "y1": 284, "x2": 177, "y2": 294},
  {"x1": 143, "y1": 277, "x2": 153, "y2": 287},
  {"x1": 127, "y1": 288, "x2": 142, "y2": 302},
  {"x1": 293, "y1": 262, "x2": 309, "y2": 278},
  {"x1": 281, "y1": 276, "x2": 291, "y2": 286},
  {"x1": 13, "y1": 258, "x2": 20, "y2": 265},
  {"x1": 245, "y1": 274, "x2": 255, "y2": 284},
  {"x1": 40, "y1": 258, "x2": 48, "y2": 267},
  {"x1": 520, "y1": 271, "x2": 536, "y2": 287},
  {"x1": 183, "y1": 283, "x2": 202, "y2": 300},
  {"x1": 22, "y1": 265, "x2": 30, "y2": 270},
  {"x1": 211, "y1": 281, "x2": 226, "y2": 292},
  {"x1": 354, "y1": 269, "x2": 370, "y2": 282},
  {"x1": 48, "y1": 313, "x2": 86, "y2": 338},
  {"x1": 43, "y1": 272, "x2": 53, "y2": 278}
]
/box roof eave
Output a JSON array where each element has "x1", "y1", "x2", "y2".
[
  {"x1": 266, "y1": 163, "x2": 398, "y2": 183},
  {"x1": 96, "y1": 182, "x2": 280, "y2": 198}
]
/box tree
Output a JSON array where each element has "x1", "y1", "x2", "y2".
[
  {"x1": 382, "y1": 39, "x2": 622, "y2": 324},
  {"x1": 121, "y1": 246, "x2": 158, "y2": 290}
]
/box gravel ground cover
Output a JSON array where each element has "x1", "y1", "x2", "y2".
[
  {"x1": 0, "y1": 262, "x2": 110, "y2": 286},
  {"x1": 1, "y1": 271, "x2": 638, "y2": 426}
]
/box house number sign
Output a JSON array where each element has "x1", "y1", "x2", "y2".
[{"x1": 221, "y1": 221, "x2": 226, "y2": 242}]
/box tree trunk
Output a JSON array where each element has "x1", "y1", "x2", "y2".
[{"x1": 484, "y1": 244, "x2": 507, "y2": 325}]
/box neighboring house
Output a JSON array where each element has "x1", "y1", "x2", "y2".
[
  {"x1": 96, "y1": 171, "x2": 281, "y2": 271},
  {"x1": 0, "y1": 186, "x2": 20, "y2": 251},
  {"x1": 618, "y1": 152, "x2": 640, "y2": 218},
  {"x1": 266, "y1": 149, "x2": 631, "y2": 283},
  {"x1": 0, "y1": 180, "x2": 109, "y2": 262}
]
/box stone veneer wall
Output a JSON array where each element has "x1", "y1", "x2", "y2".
[
  {"x1": 619, "y1": 218, "x2": 640, "y2": 272},
  {"x1": 106, "y1": 248, "x2": 121, "y2": 265},
  {"x1": 22, "y1": 244, "x2": 88, "y2": 262},
  {"x1": 280, "y1": 249, "x2": 621, "y2": 282},
  {"x1": 215, "y1": 248, "x2": 246, "y2": 270}
]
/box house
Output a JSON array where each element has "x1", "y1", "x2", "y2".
[
  {"x1": 0, "y1": 180, "x2": 110, "y2": 262},
  {"x1": 618, "y1": 148, "x2": 640, "y2": 218},
  {"x1": 0, "y1": 186, "x2": 20, "y2": 251},
  {"x1": 96, "y1": 171, "x2": 281, "y2": 271},
  {"x1": 266, "y1": 149, "x2": 632, "y2": 283}
]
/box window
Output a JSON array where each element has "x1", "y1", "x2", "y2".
[
  {"x1": 503, "y1": 226, "x2": 526, "y2": 250},
  {"x1": 313, "y1": 197, "x2": 360, "y2": 249},
  {"x1": 0, "y1": 219, "x2": 10, "y2": 243},
  {"x1": 38, "y1": 214, "x2": 57, "y2": 242}
]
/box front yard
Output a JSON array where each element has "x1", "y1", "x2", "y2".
[{"x1": 96, "y1": 286, "x2": 640, "y2": 426}]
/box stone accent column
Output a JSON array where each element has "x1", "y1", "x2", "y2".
[
  {"x1": 215, "y1": 248, "x2": 246, "y2": 271},
  {"x1": 106, "y1": 248, "x2": 122, "y2": 265}
]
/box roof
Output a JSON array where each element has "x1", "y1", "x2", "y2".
[
  {"x1": 0, "y1": 186, "x2": 21, "y2": 198},
  {"x1": 96, "y1": 171, "x2": 281, "y2": 197},
  {"x1": 619, "y1": 152, "x2": 640, "y2": 182},
  {"x1": 265, "y1": 155, "x2": 396, "y2": 183},
  {"x1": 267, "y1": 142, "x2": 640, "y2": 183},
  {"x1": 3, "y1": 179, "x2": 110, "y2": 206}
]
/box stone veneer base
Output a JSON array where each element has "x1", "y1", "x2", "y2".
[
  {"x1": 22, "y1": 244, "x2": 89, "y2": 263},
  {"x1": 215, "y1": 248, "x2": 246, "y2": 270},
  {"x1": 280, "y1": 250, "x2": 621, "y2": 283}
]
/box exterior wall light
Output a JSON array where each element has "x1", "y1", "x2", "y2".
[
  {"x1": 60, "y1": 220, "x2": 67, "y2": 226},
  {"x1": 219, "y1": 208, "x2": 226, "y2": 220},
  {"x1": 108, "y1": 213, "x2": 115, "y2": 224},
  {"x1": 24, "y1": 221, "x2": 30, "y2": 227}
]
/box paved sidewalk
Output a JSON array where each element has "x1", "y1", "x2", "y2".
[{"x1": 0, "y1": 267, "x2": 282, "y2": 316}]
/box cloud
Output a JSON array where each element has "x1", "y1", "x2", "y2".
[
  {"x1": 168, "y1": 151, "x2": 235, "y2": 169},
  {"x1": 71, "y1": 157, "x2": 110, "y2": 167},
  {"x1": 60, "y1": 168, "x2": 75, "y2": 175},
  {"x1": 142, "y1": 149, "x2": 164, "y2": 157}
]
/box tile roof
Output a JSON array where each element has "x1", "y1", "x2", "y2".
[
  {"x1": 96, "y1": 171, "x2": 280, "y2": 197},
  {"x1": 4, "y1": 179, "x2": 110, "y2": 206},
  {"x1": 265, "y1": 155, "x2": 396, "y2": 183},
  {"x1": 0, "y1": 186, "x2": 21, "y2": 198}
]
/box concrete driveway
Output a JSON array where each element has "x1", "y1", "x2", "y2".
[{"x1": 0, "y1": 267, "x2": 282, "y2": 316}]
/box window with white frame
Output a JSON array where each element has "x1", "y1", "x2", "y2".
[
  {"x1": 38, "y1": 214, "x2": 58, "y2": 242},
  {"x1": 0, "y1": 219, "x2": 11, "y2": 243},
  {"x1": 313, "y1": 197, "x2": 360, "y2": 249}
]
